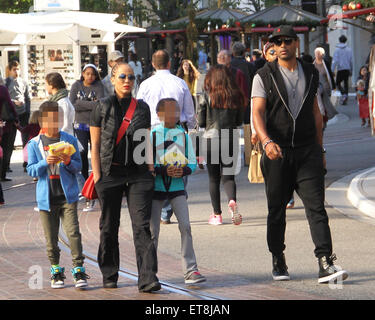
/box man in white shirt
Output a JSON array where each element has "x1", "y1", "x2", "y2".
[{"x1": 137, "y1": 49, "x2": 196, "y2": 130}]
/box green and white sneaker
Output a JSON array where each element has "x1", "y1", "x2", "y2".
[
  {"x1": 71, "y1": 266, "x2": 90, "y2": 288},
  {"x1": 50, "y1": 266, "x2": 66, "y2": 289}
]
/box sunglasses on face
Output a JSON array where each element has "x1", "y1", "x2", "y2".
[
  {"x1": 118, "y1": 73, "x2": 136, "y2": 81},
  {"x1": 273, "y1": 37, "x2": 295, "y2": 46}
]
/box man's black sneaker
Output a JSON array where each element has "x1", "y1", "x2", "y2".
[
  {"x1": 318, "y1": 254, "x2": 348, "y2": 284},
  {"x1": 139, "y1": 281, "x2": 161, "y2": 293},
  {"x1": 103, "y1": 281, "x2": 117, "y2": 289},
  {"x1": 272, "y1": 253, "x2": 290, "y2": 281}
]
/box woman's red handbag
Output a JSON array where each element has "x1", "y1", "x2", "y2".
[
  {"x1": 81, "y1": 172, "x2": 97, "y2": 200},
  {"x1": 81, "y1": 98, "x2": 137, "y2": 201}
]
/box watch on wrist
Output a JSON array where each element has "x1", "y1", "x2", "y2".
[{"x1": 263, "y1": 139, "x2": 273, "y2": 150}]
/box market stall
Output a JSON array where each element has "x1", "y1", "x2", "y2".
[{"x1": 0, "y1": 10, "x2": 145, "y2": 99}]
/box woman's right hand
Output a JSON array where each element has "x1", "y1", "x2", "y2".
[{"x1": 93, "y1": 173, "x2": 101, "y2": 184}]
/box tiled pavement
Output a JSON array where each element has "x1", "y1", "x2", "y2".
[{"x1": 0, "y1": 155, "x2": 324, "y2": 300}]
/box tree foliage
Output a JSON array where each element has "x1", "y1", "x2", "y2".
[
  {"x1": 0, "y1": 0, "x2": 33, "y2": 13},
  {"x1": 80, "y1": 0, "x2": 113, "y2": 12}
]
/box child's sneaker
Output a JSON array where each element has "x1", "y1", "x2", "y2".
[
  {"x1": 50, "y1": 266, "x2": 66, "y2": 289},
  {"x1": 228, "y1": 200, "x2": 242, "y2": 225},
  {"x1": 83, "y1": 200, "x2": 95, "y2": 212},
  {"x1": 184, "y1": 271, "x2": 206, "y2": 284},
  {"x1": 208, "y1": 214, "x2": 222, "y2": 225},
  {"x1": 71, "y1": 266, "x2": 90, "y2": 288}
]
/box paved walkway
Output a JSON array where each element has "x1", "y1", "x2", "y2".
[{"x1": 2, "y1": 94, "x2": 375, "y2": 301}]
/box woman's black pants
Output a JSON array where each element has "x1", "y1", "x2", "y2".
[{"x1": 95, "y1": 169, "x2": 159, "y2": 290}]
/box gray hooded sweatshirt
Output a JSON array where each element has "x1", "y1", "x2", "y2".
[{"x1": 331, "y1": 43, "x2": 353, "y2": 73}]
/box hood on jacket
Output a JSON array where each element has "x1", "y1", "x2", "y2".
[{"x1": 336, "y1": 43, "x2": 348, "y2": 49}]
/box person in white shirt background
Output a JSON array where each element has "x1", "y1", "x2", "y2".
[
  {"x1": 128, "y1": 51, "x2": 143, "y2": 95},
  {"x1": 137, "y1": 49, "x2": 196, "y2": 131},
  {"x1": 137, "y1": 49, "x2": 196, "y2": 224},
  {"x1": 102, "y1": 50, "x2": 125, "y2": 97}
]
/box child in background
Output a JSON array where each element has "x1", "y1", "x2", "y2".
[
  {"x1": 356, "y1": 79, "x2": 370, "y2": 127},
  {"x1": 150, "y1": 98, "x2": 206, "y2": 285},
  {"x1": 20, "y1": 110, "x2": 41, "y2": 172},
  {"x1": 27, "y1": 101, "x2": 89, "y2": 289}
]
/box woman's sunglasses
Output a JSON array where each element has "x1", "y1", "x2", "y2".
[
  {"x1": 272, "y1": 37, "x2": 295, "y2": 47},
  {"x1": 118, "y1": 73, "x2": 136, "y2": 81}
]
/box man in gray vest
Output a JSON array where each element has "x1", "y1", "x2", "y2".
[{"x1": 252, "y1": 25, "x2": 348, "y2": 284}]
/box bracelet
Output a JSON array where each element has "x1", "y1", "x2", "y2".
[{"x1": 262, "y1": 139, "x2": 274, "y2": 150}]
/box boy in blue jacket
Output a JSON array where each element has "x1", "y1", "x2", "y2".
[
  {"x1": 150, "y1": 98, "x2": 206, "y2": 285},
  {"x1": 27, "y1": 101, "x2": 89, "y2": 289}
]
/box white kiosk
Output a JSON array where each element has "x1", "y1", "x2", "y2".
[{"x1": 0, "y1": 0, "x2": 145, "y2": 99}]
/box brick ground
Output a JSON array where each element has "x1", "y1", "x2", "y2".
[{"x1": 0, "y1": 160, "x2": 324, "y2": 300}]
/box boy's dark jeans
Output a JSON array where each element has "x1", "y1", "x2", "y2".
[
  {"x1": 95, "y1": 169, "x2": 159, "y2": 290},
  {"x1": 260, "y1": 143, "x2": 333, "y2": 259},
  {"x1": 39, "y1": 202, "x2": 84, "y2": 267},
  {"x1": 74, "y1": 128, "x2": 90, "y2": 180}
]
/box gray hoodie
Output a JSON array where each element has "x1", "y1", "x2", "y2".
[{"x1": 331, "y1": 43, "x2": 353, "y2": 73}]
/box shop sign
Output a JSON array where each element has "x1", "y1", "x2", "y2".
[{"x1": 34, "y1": 0, "x2": 80, "y2": 11}]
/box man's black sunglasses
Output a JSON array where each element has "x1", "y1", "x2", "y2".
[
  {"x1": 272, "y1": 37, "x2": 295, "y2": 46},
  {"x1": 118, "y1": 73, "x2": 136, "y2": 81}
]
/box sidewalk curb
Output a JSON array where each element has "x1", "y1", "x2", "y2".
[{"x1": 347, "y1": 167, "x2": 375, "y2": 219}]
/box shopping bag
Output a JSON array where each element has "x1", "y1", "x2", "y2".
[
  {"x1": 248, "y1": 142, "x2": 264, "y2": 183},
  {"x1": 81, "y1": 172, "x2": 98, "y2": 200}
]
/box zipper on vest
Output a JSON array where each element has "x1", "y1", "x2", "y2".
[
  {"x1": 270, "y1": 73, "x2": 296, "y2": 148},
  {"x1": 295, "y1": 74, "x2": 313, "y2": 120},
  {"x1": 270, "y1": 72, "x2": 314, "y2": 148}
]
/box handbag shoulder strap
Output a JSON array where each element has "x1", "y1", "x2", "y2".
[{"x1": 116, "y1": 98, "x2": 137, "y2": 145}]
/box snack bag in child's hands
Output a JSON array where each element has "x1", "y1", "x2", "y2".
[
  {"x1": 48, "y1": 141, "x2": 76, "y2": 163},
  {"x1": 160, "y1": 146, "x2": 188, "y2": 167}
]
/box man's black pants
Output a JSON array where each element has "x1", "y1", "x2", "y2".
[
  {"x1": 260, "y1": 143, "x2": 333, "y2": 259},
  {"x1": 95, "y1": 168, "x2": 159, "y2": 290},
  {"x1": 336, "y1": 69, "x2": 350, "y2": 97}
]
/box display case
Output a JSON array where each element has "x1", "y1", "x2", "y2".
[
  {"x1": 27, "y1": 44, "x2": 75, "y2": 98},
  {"x1": 28, "y1": 45, "x2": 45, "y2": 98}
]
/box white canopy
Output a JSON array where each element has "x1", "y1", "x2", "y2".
[{"x1": 0, "y1": 10, "x2": 146, "y2": 36}]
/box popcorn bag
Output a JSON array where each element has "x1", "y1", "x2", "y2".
[
  {"x1": 159, "y1": 145, "x2": 188, "y2": 167},
  {"x1": 48, "y1": 141, "x2": 76, "y2": 164}
]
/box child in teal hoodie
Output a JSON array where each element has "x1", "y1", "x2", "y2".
[{"x1": 150, "y1": 98, "x2": 206, "y2": 285}]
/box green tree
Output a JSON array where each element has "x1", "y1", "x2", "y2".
[
  {"x1": 186, "y1": 4, "x2": 198, "y2": 64},
  {"x1": 145, "y1": 0, "x2": 193, "y2": 24},
  {"x1": 0, "y1": 0, "x2": 33, "y2": 13},
  {"x1": 80, "y1": 0, "x2": 109, "y2": 12}
]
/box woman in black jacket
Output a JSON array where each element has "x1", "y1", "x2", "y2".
[
  {"x1": 198, "y1": 64, "x2": 246, "y2": 226},
  {"x1": 90, "y1": 62, "x2": 160, "y2": 292}
]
